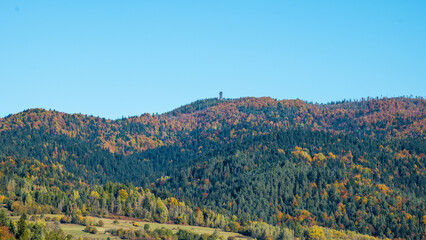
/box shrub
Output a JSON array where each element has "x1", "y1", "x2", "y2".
[
  {"x1": 83, "y1": 226, "x2": 98, "y2": 234},
  {"x1": 60, "y1": 215, "x2": 72, "y2": 223},
  {"x1": 97, "y1": 220, "x2": 104, "y2": 227},
  {"x1": 143, "y1": 224, "x2": 150, "y2": 231}
]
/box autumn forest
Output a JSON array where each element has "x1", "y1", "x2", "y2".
[{"x1": 0, "y1": 96, "x2": 424, "y2": 240}]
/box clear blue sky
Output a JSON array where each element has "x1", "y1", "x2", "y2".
[{"x1": 1, "y1": 1, "x2": 425, "y2": 119}]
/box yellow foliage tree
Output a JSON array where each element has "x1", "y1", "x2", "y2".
[
  {"x1": 118, "y1": 189, "x2": 128, "y2": 201},
  {"x1": 307, "y1": 225, "x2": 325, "y2": 240}
]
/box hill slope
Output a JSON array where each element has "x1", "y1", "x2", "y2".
[{"x1": 0, "y1": 96, "x2": 425, "y2": 239}]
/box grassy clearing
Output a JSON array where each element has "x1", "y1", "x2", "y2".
[
  {"x1": 57, "y1": 215, "x2": 250, "y2": 239},
  {"x1": 59, "y1": 224, "x2": 119, "y2": 240},
  {"x1": 1, "y1": 208, "x2": 250, "y2": 240}
]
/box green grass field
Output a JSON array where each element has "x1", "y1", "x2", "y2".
[
  {"x1": 58, "y1": 215, "x2": 250, "y2": 239},
  {"x1": 2, "y1": 207, "x2": 250, "y2": 239}
]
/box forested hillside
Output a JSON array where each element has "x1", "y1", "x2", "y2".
[{"x1": 0, "y1": 96, "x2": 425, "y2": 239}]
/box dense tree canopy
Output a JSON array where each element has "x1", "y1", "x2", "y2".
[{"x1": 0, "y1": 96, "x2": 424, "y2": 239}]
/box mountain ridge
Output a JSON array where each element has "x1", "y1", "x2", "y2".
[{"x1": 1, "y1": 96, "x2": 424, "y2": 155}]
